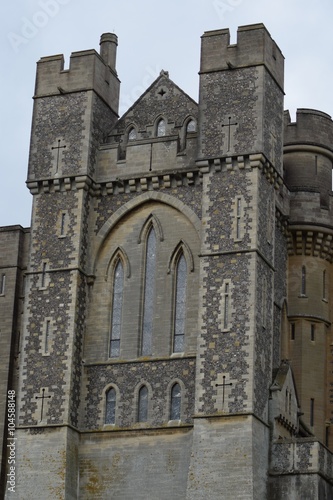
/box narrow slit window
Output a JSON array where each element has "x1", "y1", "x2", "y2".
[
  {"x1": 105, "y1": 388, "x2": 116, "y2": 425},
  {"x1": 110, "y1": 260, "x2": 124, "y2": 358},
  {"x1": 323, "y1": 270, "x2": 327, "y2": 300},
  {"x1": 301, "y1": 266, "x2": 306, "y2": 295},
  {"x1": 138, "y1": 386, "x2": 148, "y2": 422},
  {"x1": 173, "y1": 254, "x2": 187, "y2": 353},
  {"x1": 60, "y1": 213, "x2": 66, "y2": 236},
  {"x1": 170, "y1": 383, "x2": 181, "y2": 420},
  {"x1": 223, "y1": 283, "x2": 229, "y2": 330},
  {"x1": 0, "y1": 274, "x2": 6, "y2": 295},
  {"x1": 41, "y1": 263, "x2": 47, "y2": 288},
  {"x1": 141, "y1": 228, "x2": 156, "y2": 356},
  {"x1": 236, "y1": 198, "x2": 241, "y2": 239},
  {"x1": 311, "y1": 324, "x2": 315, "y2": 342},
  {"x1": 45, "y1": 320, "x2": 50, "y2": 354},
  {"x1": 291, "y1": 323, "x2": 295, "y2": 340},
  {"x1": 310, "y1": 398, "x2": 314, "y2": 427}
]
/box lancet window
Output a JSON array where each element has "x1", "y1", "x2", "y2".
[
  {"x1": 173, "y1": 254, "x2": 187, "y2": 353},
  {"x1": 138, "y1": 385, "x2": 148, "y2": 422},
  {"x1": 141, "y1": 228, "x2": 157, "y2": 356},
  {"x1": 105, "y1": 387, "x2": 116, "y2": 424},
  {"x1": 157, "y1": 118, "x2": 166, "y2": 137},
  {"x1": 110, "y1": 259, "x2": 124, "y2": 358},
  {"x1": 170, "y1": 383, "x2": 181, "y2": 420}
]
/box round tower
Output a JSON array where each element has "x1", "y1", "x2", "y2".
[{"x1": 283, "y1": 108, "x2": 333, "y2": 447}]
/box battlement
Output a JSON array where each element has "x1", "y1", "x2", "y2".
[
  {"x1": 284, "y1": 109, "x2": 333, "y2": 156},
  {"x1": 200, "y1": 23, "x2": 284, "y2": 90},
  {"x1": 283, "y1": 109, "x2": 333, "y2": 209},
  {"x1": 34, "y1": 33, "x2": 120, "y2": 114}
]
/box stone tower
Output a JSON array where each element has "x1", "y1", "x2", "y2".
[
  {"x1": 186, "y1": 24, "x2": 285, "y2": 499},
  {"x1": 283, "y1": 109, "x2": 333, "y2": 446},
  {"x1": 0, "y1": 225, "x2": 29, "y2": 499},
  {"x1": 15, "y1": 34, "x2": 120, "y2": 498}
]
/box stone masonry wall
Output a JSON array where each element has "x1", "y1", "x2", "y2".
[
  {"x1": 198, "y1": 67, "x2": 259, "y2": 159},
  {"x1": 79, "y1": 429, "x2": 192, "y2": 500},
  {"x1": 83, "y1": 357, "x2": 196, "y2": 429},
  {"x1": 28, "y1": 93, "x2": 88, "y2": 180}
]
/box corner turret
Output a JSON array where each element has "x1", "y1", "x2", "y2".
[
  {"x1": 28, "y1": 33, "x2": 120, "y2": 184},
  {"x1": 198, "y1": 23, "x2": 284, "y2": 173},
  {"x1": 284, "y1": 108, "x2": 333, "y2": 209},
  {"x1": 200, "y1": 23, "x2": 284, "y2": 89},
  {"x1": 283, "y1": 108, "x2": 333, "y2": 448}
]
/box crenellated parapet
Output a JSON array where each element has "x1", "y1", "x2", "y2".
[
  {"x1": 200, "y1": 23, "x2": 284, "y2": 90},
  {"x1": 34, "y1": 33, "x2": 119, "y2": 113},
  {"x1": 284, "y1": 108, "x2": 333, "y2": 210},
  {"x1": 198, "y1": 24, "x2": 284, "y2": 175},
  {"x1": 287, "y1": 228, "x2": 333, "y2": 261}
]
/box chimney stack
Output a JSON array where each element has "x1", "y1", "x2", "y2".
[{"x1": 100, "y1": 32, "x2": 118, "y2": 71}]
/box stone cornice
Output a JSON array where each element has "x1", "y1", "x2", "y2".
[
  {"x1": 27, "y1": 152, "x2": 286, "y2": 196},
  {"x1": 196, "y1": 153, "x2": 284, "y2": 190},
  {"x1": 284, "y1": 143, "x2": 333, "y2": 162},
  {"x1": 26, "y1": 168, "x2": 202, "y2": 196},
  {"x1": 287, "y1": 227, "x2": 333, "y2": 261}
]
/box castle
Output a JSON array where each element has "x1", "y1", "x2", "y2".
[{"x1": 1, "y1": 23, "x2": 333, "y2": 499}]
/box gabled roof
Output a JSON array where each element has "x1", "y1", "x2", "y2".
[
  {"x1": 271, "y1": 360, "x2": 300, "y2": 408},
  {"x1": 108, "y1": 71, "x2": 198, "y2": 138}
]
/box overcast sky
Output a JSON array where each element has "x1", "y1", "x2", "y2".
[{"x1": 2, "y1": 0, "x2": 333, "y2": 228}]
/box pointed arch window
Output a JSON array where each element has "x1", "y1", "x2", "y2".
[
  {"x1": 173, "y1": 254, "x2": 187, "y2": 353},
  {"x1": 141, "y1": 228, "x2": 157, "y2": 356},
  {"x1": 105, "y1": 388, "x2": 116, "y2": 425},
  {"x1": 110, "y1": 259, "x2": 124, "y2": 358},
  {"x1": 138, "y1": 385, "x2": 148, "y2": 422},
  {"x1": 157, "y1": 118, "x2": 166, "y2": 137},
  {"x1": 170, "y1": 383, "x2": 181, "y2": 420},
  {"x1": 128, "y1": 127, "x2": 137, "y2": 141},
  {"x1": 186, "y1": 119, "x2": 196, "y2": 133}
]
